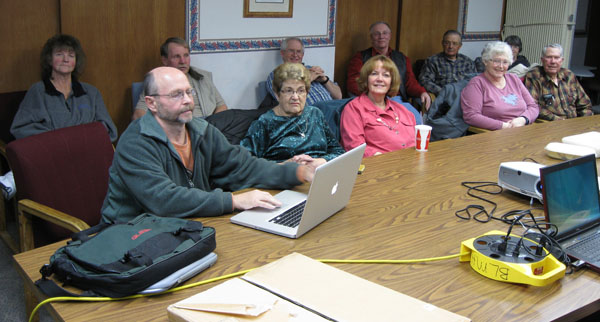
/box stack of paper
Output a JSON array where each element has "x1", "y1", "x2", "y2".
[
  {"x1": 168, "y1": 252, "x2": 470, "y2": 322},
  {"x1": 545, "y1": 131, "x2": 600, "y2": 160}
]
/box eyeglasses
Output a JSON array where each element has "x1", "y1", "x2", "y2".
[
  {"x1": 285, "y1": 49, "x2": 303, "y2": 55},
  {"x1": 491, "y1": 59, "x2": 510, "y2": 66},
  {"x1": 280, "y1": 87, "x2": 307, "y2": 96},
  {"x1": 149, "y1": 88, "x2": 195, "y2": 101}
]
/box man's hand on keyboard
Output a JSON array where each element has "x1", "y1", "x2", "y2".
[{"x1": 232, "y1": 190, "x2": 282, "y2": 211}]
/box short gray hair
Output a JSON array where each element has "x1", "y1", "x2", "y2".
[
  {"x1": 481, "y1": 41, "x2": 513, "y2": 65},
  {"x1": 281, "y1": 37, "x2": 304, "y2": 51},
  {"x1": 542, "y1": 43, "x2": 563, "y2": 57},
  {"x1": 369, "y1": 21, "x2": 392, "y2": 34}
]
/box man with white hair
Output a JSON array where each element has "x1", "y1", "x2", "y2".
[
  {"x1": 266, "y1": 37, "x2": 342, "y2": 106},
  {"x1": 524, "y1": 43, "x2": 592, "y2": 120},
  {"x1": 347, "y1": 21, "x2": 431, "y2": 110}
]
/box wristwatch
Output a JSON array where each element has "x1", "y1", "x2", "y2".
[{"x1": 319, "y1": 76, "x2": 329, "y2": 84}]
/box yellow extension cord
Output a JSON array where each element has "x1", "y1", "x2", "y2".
[{"x1": 29, "y1": 252, "x2": 466, "y2": 322}]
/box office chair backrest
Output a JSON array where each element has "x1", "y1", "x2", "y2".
[{"x1": 6, "y1": 122, "x2": 114, "y2": 247}]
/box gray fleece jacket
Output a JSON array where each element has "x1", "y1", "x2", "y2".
[{"x1": 101, "y1": 112, "x2": 301, "y2": 223}]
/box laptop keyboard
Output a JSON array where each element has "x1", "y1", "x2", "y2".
[
  {"x1": 566, "y1": 232, "x2": 600, "y2": 262},
  {"x1": 269, "y1": 200, "x2": 306, "y2": 228}
]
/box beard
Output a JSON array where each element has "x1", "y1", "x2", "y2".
[{"x1": 155, "y1": 101, "x2": 194, "y2": 124}]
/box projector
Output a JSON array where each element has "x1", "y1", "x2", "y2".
[{"x1": 498, "y1": 162, "x2": 545, "y2": 200}]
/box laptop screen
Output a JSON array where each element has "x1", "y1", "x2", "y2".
[{"x1": 541, "y1": 154, "x2": 600, "y2": 240}]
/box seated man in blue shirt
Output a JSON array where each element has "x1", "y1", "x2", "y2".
[
  {"x1": 266, "y1": 37, "x2": 342, "y2": 106},
  {"x1": 101, "y1": 66, "x2": 316, "y2": 223},
  {"x1": 419, "y1": 30, "x2": 477, "y2": 96}
]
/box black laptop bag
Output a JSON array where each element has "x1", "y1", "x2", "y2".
[{"x1": 36, "y1": 213, "x2": 216, "y2": 298}]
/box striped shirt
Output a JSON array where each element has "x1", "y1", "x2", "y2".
[{"x1": 524, "y1": 66, "x2": 592, "y2": 120}]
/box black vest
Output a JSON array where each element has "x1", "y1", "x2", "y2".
[{"x1": 361, "y1": 48, "x2": 408, "y2": 100}]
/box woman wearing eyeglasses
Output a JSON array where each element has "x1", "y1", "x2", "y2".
[
  {"x1": 340, "y1": 55, "x2": 417, "y2": 157},
  {"x1": 241, "y1": 63, "x2": 344, "y2": 167},
  {"x1": 461, "y1": 41, "x2": 538, "y2": 130}
]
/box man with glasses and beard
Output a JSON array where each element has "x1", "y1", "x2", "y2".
[{"x1": 102, "y1": 67, "x2": 316, "y2": 223}]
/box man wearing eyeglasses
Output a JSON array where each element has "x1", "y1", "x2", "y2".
[
  {"x1": 346, "y1": 22, "x2": 431, "y2": 110},
  {"x1": 102, "y1": 66, "x2": 316, "y2": 223},
  {"x1": 132, "y1": 37, "x2": 228, "y2": 120},
  {"x1": 418, "y1": 30, "x2": 476, "y2": 96},
  {"x1": 524, "y1": 44, "x2": 592, "y2": 121},
  {"x1": 265, "y1": 37, "x2": 342, "y2": 106}
]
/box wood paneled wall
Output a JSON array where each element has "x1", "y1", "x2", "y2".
[
  {"x1": 0, "y1": 0, "x2": 60, "y2": 92},
  {"x1": 334, "y1": 0, "x2": 400, "y2": 95},
  {"x1": 334, "y1": 0, "x2": 460, "y2": 95},
  {"x1": 4, "y1": 0, "x2": 460, "y2": 134},
  {"x1": 60, "y1": 0, "x2": 185, "y2": 136},
  {"x1": 399, "y1": 0, "x2": 460, "y2": 62}
]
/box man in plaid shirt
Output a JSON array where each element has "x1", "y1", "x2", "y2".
[
  {"x1": 419, "y1": 30, "x2": 477, "y2": 96},
  {"x1": 524, "y1": 43, "x2": 592, "y2": 120}
]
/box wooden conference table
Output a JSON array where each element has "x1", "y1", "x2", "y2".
[{"x1": 13, "y1": 115, "x2": 600, "y2": 321}]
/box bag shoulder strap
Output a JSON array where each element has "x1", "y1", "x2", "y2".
[{"x1": 35, "y1": 278, "x2": 99, "y2": 298}]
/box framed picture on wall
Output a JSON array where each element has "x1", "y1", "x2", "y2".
[
  {"x1": 189, "y1": 0, "x2": 335, "y2": 53},
  {"x1": 244, "y1": 0, "x2": 294, "y2": 18}
]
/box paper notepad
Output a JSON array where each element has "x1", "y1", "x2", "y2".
[{"x1": 168, "y1": 253, "x2": 470, "y2": 322}]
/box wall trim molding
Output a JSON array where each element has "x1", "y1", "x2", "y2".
[{"x1": 188, "y1": 0, "x2": 337, "y2": 53}]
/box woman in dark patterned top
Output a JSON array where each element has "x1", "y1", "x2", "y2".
[{"x1": 241, "y1": 63, "x2": 344, "y2": 166}]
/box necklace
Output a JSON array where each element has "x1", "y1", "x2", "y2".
[
  {"x1": 292, "y1": 115, "x2": 309, "y2": 138},
  {"x1": 376, "y1": 111, "x2": 400, "y2": 134}
]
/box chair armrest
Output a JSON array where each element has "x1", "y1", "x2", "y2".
[
  {"x1": 468, "y1": 126, "x2": 490, "y2": 134},
  {"x1": 18, "y1": 199, "x2": 91, "y2": 252}
]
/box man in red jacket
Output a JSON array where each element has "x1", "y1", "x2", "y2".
[{"x1": 346, "y1": 21, "x2": 431, "y2": 110}]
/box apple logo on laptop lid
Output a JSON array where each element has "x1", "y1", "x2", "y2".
[{"x1": 331, "y1": 182, "x2": 338, "y2": 195}]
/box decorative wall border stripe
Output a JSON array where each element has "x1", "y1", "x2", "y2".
[{"x1": 188, "y1": 0, "x2": 336, "y2": 53}]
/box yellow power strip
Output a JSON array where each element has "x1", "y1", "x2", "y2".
[{"x1": 459, "y1": 230, "x2": 565, "y2": 286}]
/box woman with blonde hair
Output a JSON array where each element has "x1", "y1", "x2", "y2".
[{"x1": 340, "y1": 55, "x2": 416, "y2": 157}]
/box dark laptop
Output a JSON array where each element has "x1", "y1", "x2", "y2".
[{"x1": 541, "y1": 154, "x2": 600, "y2": 271}]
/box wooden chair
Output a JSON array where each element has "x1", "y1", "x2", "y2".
[
  {"x1": 5, "y1": 122, "x2": 114, "y2": 252},
  {"x1": 0, "y1": 90, "x2": 27, "y2": 253}
]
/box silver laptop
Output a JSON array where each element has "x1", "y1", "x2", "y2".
[
  {"x1": 139, "y1": 252, "x2": 218, "y2": 294},
  {"x1": 541, "y1": 154, "x2": 600, "y2": 272},
  {"x1": 231, "y1": 143, "x2": 366, "y2": 238}
]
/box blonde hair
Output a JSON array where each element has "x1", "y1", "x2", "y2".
[
  {"x1": 272, "y1": 63, "x2": 311, "y2": 93},
  {"x1": 357, "y1": 55, "x2": 401, "y2": 96}
]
